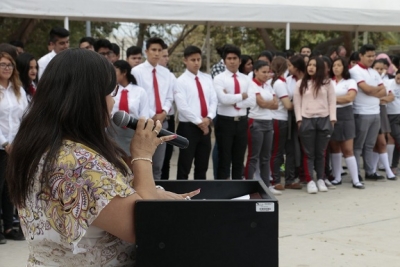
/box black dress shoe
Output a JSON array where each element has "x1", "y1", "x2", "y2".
[
  {"x1": 352, "y1": 183, "x2": 365, "y2": 189},
  {"x1": 365, "y1": 173, "x2": 385, "y2": 180},
  {"x1": 358, "y1": 175, "x2": 364, "y2": 182},
  {"x1": 387, "y1": 176, "x2": 397, "y2": 181},
  {"x1": 341, "y1": 171, "x2": 348, "y2": 176},
  {"x1": 331, "y1": 180, "x2": 342, "y2": 185},
  {"x1": 4, "y1": 229, "x2": 25, "y2": 241},
  {"x1": 0, "y1": 233, "x2": 6, "y2": 244}
]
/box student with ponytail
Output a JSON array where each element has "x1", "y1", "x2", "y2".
[
  {"x1": 110, "y1": 60, "x2": 149, "y2": 161},
  {"x1": 269, "y1": 56, "x2": 293, "y2": 191},
  {"x1": 244, "y1": 60, "x2": 280, "y2": 195}
]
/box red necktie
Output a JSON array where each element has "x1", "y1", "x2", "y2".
[
  {"x1": 152, "y1": 68, "x2": 162, "y2": 114},
  {"x1": 233, "y1": 73, "x2": 241, "y2": 110},
  {"x1": 28, "y1": 84, "x2": 36, "y2": 96},
  {"x1": 119, "y1": 89, "x2": 129, "y2": 113},
  {"x1": 195, "y1": 76, "x2": 208, "y2": 118}
]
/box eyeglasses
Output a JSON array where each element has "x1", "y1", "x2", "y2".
[
  {"x1": 112, "y1": 85, "x2": 119, "y2": 97},
  {"x1": 0, "y1": 63, "x2": 14, "y2": 70}
]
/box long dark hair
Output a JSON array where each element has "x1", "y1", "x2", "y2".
[
  {"x1": 299, "y1": 57, "x2": 329, "y2": 97},
  {"x1": 16, "y1": 52, "x2": 38, "y2": 95},
  {"x1": 271, "y1": 56, "x2": 287, "y2": 86},
  {"x1": 239, "y1": 55, "x2": 253, "y2": 74},
  {"x1": 7, "y1": 49, "x2": 128, "y2": 208},
  {"x1": 330, "y1": 57, "x2": 351, "y2": 80},
  {"x1": 289, "y1": 55, "x2": 306, "y2": 74},
  {"x1": 113, "y1": 60, "x2": 137, "y2": 85}
]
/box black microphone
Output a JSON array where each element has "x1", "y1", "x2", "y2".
[{"x1": 112, "y1": 111, "x2": 189, "y2": 149}]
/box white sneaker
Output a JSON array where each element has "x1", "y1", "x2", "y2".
[
  {"x1": 269, "y1": 186, "x2": 282, "y2": 195},
  {"x1": 307, "y1": 181, "x2": 318, "y2": 194},
  {"x1": 324, "y1": 179, "x2": 336, "y2": 189},
  {"x1": 317, "y1": 179, "x2": 328, "y2": 192}
]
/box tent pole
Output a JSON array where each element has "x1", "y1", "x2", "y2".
[
  {"x1": 354, "y1": 29, "x2": 359, "y2": 51},
  {"x1": 64, "y1": 17, "x2": 69, "y2": 30},
  {"x1": 86, "y1": 21, "x2": 91, "y2": 37},
  {"x1": 206, "y1": 22, "x2": 211, "y2": 73},
  {"x1": 285, "y1": 23, "x2": 290, "y2": 50},
  {"x1": 363, "y1": 32, "x2": 368, "y2": 45}
]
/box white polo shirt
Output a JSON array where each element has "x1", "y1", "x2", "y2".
[
  {"x1": 286, "y1": 75, "x2": 299, "y2": 100},
  {"x1": 270, "y1": 78, "x2": 289, "y2": 121},
  {"x1": 333, "y1": 78, "x2": 357, "y2": 108},
  {"x1": 387, "y1": 80, "x2": 400, "y2": 114},
  {"x1": 349, "y1": 63, "x2": 383, "y2": 115},
  {"x1": 247, "y1": 79, "x2": 274, "y2": 120}
]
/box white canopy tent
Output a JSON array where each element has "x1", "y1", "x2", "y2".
[
  {"x1": 1, "y1": 0, "x2": 400, "y2": 31},
  {"x1": 1, "y1": 0, "x2": 399, "y2": 69}
]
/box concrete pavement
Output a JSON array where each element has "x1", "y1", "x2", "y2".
[{"x1": 1, "y1": 145, "x2": 399, "y2": 266}]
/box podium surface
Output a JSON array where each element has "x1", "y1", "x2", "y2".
[{"x1": 134, "y1": 180, "x2": 279, "y2": 267}]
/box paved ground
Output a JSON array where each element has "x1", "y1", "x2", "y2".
[{"x1": 1, "y1": 145, "x2": 399, "y2": 266}]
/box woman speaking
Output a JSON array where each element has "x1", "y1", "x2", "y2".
[{"x1": 6, "y1": 49, "x2": 198, "y2": 266}]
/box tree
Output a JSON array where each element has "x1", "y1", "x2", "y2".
[{"x1": 0, "y1": 17, "x2": 119, "y2": 58}]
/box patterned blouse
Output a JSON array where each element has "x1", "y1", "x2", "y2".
[{"x1": 18, "y1": 140, "x2": 136, "y2": 266}]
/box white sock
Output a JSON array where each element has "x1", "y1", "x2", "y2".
[
  {"x1": 387, "y1": 144, "x2": 395, "y2": 166},
  {"x1": 372, "y1": 152, "x2": 380, "y2": 173},
  {"x1": 331, "y1": 153, "x2": 342, "y2": 181},
  {"x1": 379, "y1": 153, "x2": 395, "y2": 177},
  {"x1": 345, "y1": 156, "x2": 360, "y2": 184}
]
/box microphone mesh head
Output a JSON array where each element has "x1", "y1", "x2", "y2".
[{"x1": 112, "y1": 111, "x2": 130, "y2": 127}]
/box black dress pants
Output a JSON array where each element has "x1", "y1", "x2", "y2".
[
  {"x1": 215, "y1": 115, "x2": 248, "y2": 180},
  {"x1": 176, "y1": 122, "x2": 211, "y2": 180}
]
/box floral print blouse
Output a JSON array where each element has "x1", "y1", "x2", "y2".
[{"x1": 18, "y1": 140, "x2": 136, "y2": 266}]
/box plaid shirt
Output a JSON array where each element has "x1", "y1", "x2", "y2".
[{"x1": 210, "y1": 59, "x2": 225, "y2": 79}]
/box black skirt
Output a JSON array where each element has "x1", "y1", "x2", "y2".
[{"x1": 331, "y1": 105, "x2": 356, "y2": 141}]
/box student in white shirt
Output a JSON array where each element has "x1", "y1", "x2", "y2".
[
  {"x1": 0, "y1": 52, "x2": 28, "y2": 243},
  {"x1": 244, "y1": 60, "x2": 279, "y2": 194},
  {"x1": 174, "y1": 46, "x2": 218, "y2": 180},
  {"x1": 38, "y1": 27, "x2": 69, "y2": 79},
  {"x1": 213, "y1": 45, "x2": 251, "y2": 180},
  {"x1": 329, "y1": 57, "x2": 364, "y2": 188},
  {"x1": 285, "y1": 55, "x2": 306, "y2": 189},
  {"x1": 110, "y1": 60, "x2": 149, "y2": 160},
  {"x1": 159, "y1": 45, "x2": 177, "y2": 180},
  {"x1": 369, "y1": 60, "x2": 396, "y2": 180},
  {"x1": 387, "y1": 71, "x2": 400, "y2": 173},
  {"x1": 131, "y1": 37, "x2": 174, "y2": 180},
  {"x1": 349, "y1": 44, "x2": 387, "y2": 181},
  {"x1": 269, "y1": 56, "x2": 293, "y2": 191},
  {"x1": 126, "y1": 46, "x2": 143, "y2": 68}
]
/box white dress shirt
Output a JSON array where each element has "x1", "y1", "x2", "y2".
[
  {"x1": 131, "y1": 61, "x2": 174, "y2": 118},
  {"x1": 111, "y1": 83, "x2": 150, "y2": 119},
  {"x1": 38, "y1": 50, "x2": 56, "y2": 80},
  {"x1": 174, "y1": 69, "x2": 218, "y2": 124},
  {"x1": 387, "y1": 80, "x2": 400, "y2": 114},
  {"x1": 213, "y1": 69, "x2": 252, "y2": 116},
  {"x1": 0, "y1": 83, "x2": 28, "y2": 148}
]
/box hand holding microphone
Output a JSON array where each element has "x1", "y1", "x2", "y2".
[{"x1": 112, "y1": 111, "x2": 189, "y2": 149}]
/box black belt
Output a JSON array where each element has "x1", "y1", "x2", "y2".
[{"x1": 217, "y1": 114, "x2": 247, "y2": 121}]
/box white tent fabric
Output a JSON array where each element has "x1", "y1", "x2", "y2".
[{"x1": 1, "y1": 0, "x2": 400, "y2": 31}]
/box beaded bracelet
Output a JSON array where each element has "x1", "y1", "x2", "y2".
[{"x1": 130, "y1": 158, "x2": 153, "y2": 164}]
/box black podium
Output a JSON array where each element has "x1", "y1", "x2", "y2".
[{"x1": 134, "y1": 180, "x2": 278, "y2": 267}]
